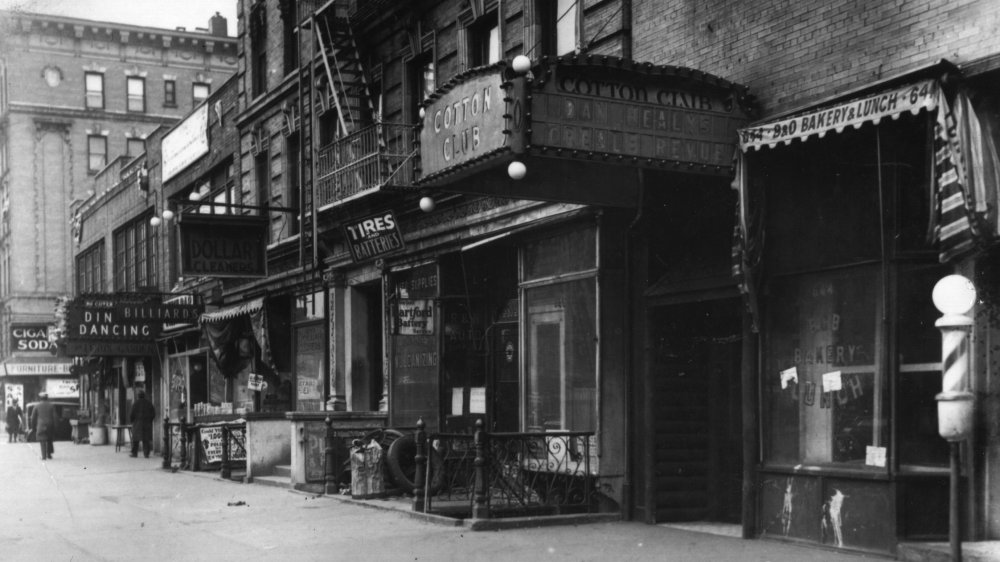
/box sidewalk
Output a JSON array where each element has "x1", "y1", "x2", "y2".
[{"x1": 1, "y1": 438, "x2": 984, "y2": 561}]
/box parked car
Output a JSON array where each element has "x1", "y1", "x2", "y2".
[{"x1": 24, "y1": 401, "x2": 77, "y2": 442}]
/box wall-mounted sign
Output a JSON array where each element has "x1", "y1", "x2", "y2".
[
  {"x1": 162, "y1": 103, "x2": 209, "y2": 182},
  {"x1": 179, "y1": 214, "x2": 268, "y2": 278},
  {"x1": 3, "y1": 362, "x2": 73, "y2": 376},
  {"x1": 46, "y1": 378, "x2": 79, "y2": 399},
  {"x1": 342, "y1": 211, "x2": 404, "y2": 262},
  {"x1": 397, "y1": 299, "x2": 434, "y2": 335},
  {"x1": 530, "y1": 60, "x2": 750, "y2": 173},
  {"x1": 10, "y1": 324, "x2": 53, "y2": 353},
  {"x1": 419, "y1": 67, "x2": 511, "y2": 181}
]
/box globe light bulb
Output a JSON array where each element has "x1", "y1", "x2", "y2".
[
  {"x1": 511, "y1": 55, "x2": 531, "y2": 74},
  {"x1": 188, "y1": 190, "x2": 202, "y2": 202},
  {"x1": 162, "y1": 209, "x2": 175, "y2": 221},
  {"x1": 932, "y1": 274, "x2": 977, "y2": 315},
  {"x1": 419, "y1": 196, "x2": 436, "y2": 212},
  {"x1": 149, "y1": 216, "x2": 162, "y2": 227},
  {"x1": 508, "y1": 160, "x2": 527, "y2": 180}
]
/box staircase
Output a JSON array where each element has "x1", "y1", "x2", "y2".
[{"x1": 311, "y1": 2, "x2": 377, "y2": 138}]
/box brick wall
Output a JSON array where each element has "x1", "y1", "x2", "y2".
[{"x1": 632, "y1": 0, "x2": 1000, "y2": 115}]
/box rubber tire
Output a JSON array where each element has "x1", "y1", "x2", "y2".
[{"x1": 385, "y1": 433, "x2": 444, "y2": 495}]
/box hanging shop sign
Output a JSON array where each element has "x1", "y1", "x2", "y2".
[
  {"x1": 419, "y1": 65, "x2": 513, "y2": 182},
  {"x1": 342, "y1": 210, "x2": 404, "y2": 263},
  {"x1": 10, "y1": 324, "x2": 54, "y2": 353},
  {"x1": 738, "y1": 79, "x2": 938, "y2": 151},
  {"x1": 530, "y1": 58, "x2": 751, "y2": 174},
  {"x1": 178, "y1": 214, "x2": 268, "y2": 278},
  {"x1": 63, "y1": 294, "x2": 201, "y2": 356}
]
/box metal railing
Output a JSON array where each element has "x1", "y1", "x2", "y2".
[
  {"x1": 414, "y1": 420, "x2": 599, "y2": 519},
  {"x1": 316, "y1": 122, "x2": 417, "y2": 209},
  {"x1": 161, "y1": 418, "x2": 246, "y2": 479}
]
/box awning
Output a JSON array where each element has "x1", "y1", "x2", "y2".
[
  {"x1": 738, "y1": 79, "x2": 939, "y2": 151},
  {"x1": 200, "y1": 298, "x2": 264, "y2": 324}
]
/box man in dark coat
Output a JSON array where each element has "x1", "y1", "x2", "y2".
[
  {"x1": 30, "y1": 392, "x2": 57, "y2": 460},
  {"x1": 6, "y1": 399, "x2": 23, "y2": 442},
  {"x1": 129, "y1": 391, "x2": 156, "y2": 458}
]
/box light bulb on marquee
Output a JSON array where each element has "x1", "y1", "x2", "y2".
[
  {"x1": 162, "y1": 209, "x2": 175, "y2": 221},
  {"x1": 511, "y1": 55, "x2": 531, "y2": 74},
  {"x1": 419, "y1": 196, "x2": 436, "y2": 212},
  {"x1": 149, "y1": 216, "x2": 162, "y2": 227},
  {"x1": 508, "y1": 160, "x2": 526, "y2": 180}
]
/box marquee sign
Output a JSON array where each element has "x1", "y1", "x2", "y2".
[
  {"x1": 63, "y1": 294, "x2": 201, "y2": 356},
  {"x1": 530, "y1": 58, "x2": 751, "y2": 173}
]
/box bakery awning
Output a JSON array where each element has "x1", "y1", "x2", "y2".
[
  {"x1": 200, "y1": 298, "x2": 264, "y2": 324},
  {"x1": 738, "y1": 79, "x2": 939, "y2": 151}
]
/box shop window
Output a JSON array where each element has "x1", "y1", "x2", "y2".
[
  {"x1": 87, "y1": 134, "x2": 107, "y2": 173},
  {"x1": 763, "y1": 267, "x2": 885, "y2": 466},
  {"x1": 522, "y1": 226, "x2": 598, "y2": 432},
  {"x1": 468, "y1": 11, "x2": 500, "y2": 67},
  {"x1": 164, "y1": 79, "x2": 177, "y2": 107},
  {"x1": 126, "y1": 76, "x2": 145, "y2": 112},
  {"x1": 85, "y1": 72, "x2": 104, "y2": 109},
  {"x1": 538, "y1": 0, "x2": 578, "y2": 56},
  {"x1": 193, "y1": 82, "x2": 210, "y2": 106}
]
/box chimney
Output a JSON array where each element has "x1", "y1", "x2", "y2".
[{"x1": 209, "y1": 12, "x2": 228, "y2": 37}]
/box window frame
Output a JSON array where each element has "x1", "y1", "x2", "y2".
[
  {"x1": 539, "y1": 0, "x2": 580, "y2": 57},
  {"x1": 75, "y1": 240, "x2": 105, "y2": 294},
  {"x1": 193, "y1": 82, "x2": 210, "y2": 106},
  {"x1": 468, "y1": 11, "x2": 501, "y2": 67},
  {"x1": 126, "y1": 76, "x2": 146, "y2": 113},
  {"x1": 87, "y1": 135, "x2": 107, "y2": 173},
  {"x1": 85, "y1": 72, "x2": 104, "y2": 109},
  {"x1": 164, "y1": 79, "x2": 177, "y2": 107},
  {"x1": 249, "y1": 1, "x2": 268, "y2": 97},
  {"x1": 112, "y1": 214, "x2": 157, "y2": 291}
]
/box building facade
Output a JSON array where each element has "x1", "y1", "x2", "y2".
[
  {"x1": 60, "y1": 0, "x2": 1000, "y2": 558},
  {"x1": 0, "y1": 9, "x2": 236, "y2": 425}
]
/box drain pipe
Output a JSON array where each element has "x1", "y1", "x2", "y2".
[{"x1": 623, "y1": 167, "x2": 644, "y2": 521}]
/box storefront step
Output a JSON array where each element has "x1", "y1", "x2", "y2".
[
  {"x1": 897, "y1": 541, "x2": 1000, "y2": 561},
  {"x1": 252, "y1": 464, "x2": 292, "y2": 489}
]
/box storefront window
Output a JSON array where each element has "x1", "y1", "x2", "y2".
[
  {"x1": 522, "y1": 226, "x2": 598, "y2": 432},
  {"x1": 763, "y1": 267, "x2": 885, "y2": 466}
]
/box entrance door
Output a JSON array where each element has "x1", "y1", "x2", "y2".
[{"x1": 649, "y1": 298, "x2": 742, "y2": 523}]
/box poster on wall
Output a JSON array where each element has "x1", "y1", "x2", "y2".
[
  {"x1": 46, "y1": 378, "x2": 79, "y2": 399},
  {"x1": 397, "y1": 300, "x2": 434, "y2": 335},
  {"x1": 5, "y1": 384, "x2": 23, "y2": 409},
  {"x1": 199, "y1": 425, "x2": 246, "y2": 464}
]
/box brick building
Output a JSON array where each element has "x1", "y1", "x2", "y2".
[
  {"x1": 60, "y1": 0, "x2": 1000, "y2": 557},
  {"x1": 0, "y1": 10, "x2": 236, "y2": 407}
]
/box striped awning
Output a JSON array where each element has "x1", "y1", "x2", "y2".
[
  {"x1": 738, "y1": 79, "x2": 939, "y2": 151},
  {"x1": 200, "y1": 298, "x2": 264, "y2": 324}
]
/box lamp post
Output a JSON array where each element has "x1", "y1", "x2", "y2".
[{"x1": 932, "y1": 274, "x2": 977, "y2": 562}]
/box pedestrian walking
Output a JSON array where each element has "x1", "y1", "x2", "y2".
[
  {"x1": 6, "y1": 399, "x2": 23, "y2": 442},
  {"x1": 30, "y1": 392, "x2": 56, "y2": 460},
  {"x1": 129, "y1": 391, "x2": 155, "y2": 458}
]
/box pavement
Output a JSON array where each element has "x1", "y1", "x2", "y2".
[{"x1": 0, "y1": 437, "x2": 984, "y2": 561}]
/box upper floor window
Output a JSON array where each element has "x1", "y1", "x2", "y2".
[
  {"x1": 87, "y1": 135, "x2": 107, "y2": 173},
  {"x1": 469, "y1": 12, "x2": 500, "y2": 66},
  {"x1": 281, "y1": 0, "x2": 299, "y2": 74},
  {"x1": 540, "y1": 0, "x2": 579, "y2": 56},
  {"x1": 285, "y1": 135, "x2": 301, "y2": 237},
  {"x1": 193, "y1": 82, "x2": 210, "y2": 106},
  {"x1": 76, "y1": 240, "x2": 105, "y2": 294},
  {"x1": 126, "y1": 77, "x2": 145, "y2": 112},
  {"x1": 113, "y1": 215, "x2": 156, "y2": 291},
  {"x1": 250, "y1": 1, "x2": 268, "y2": 97},
  {"x1": 407, "y1": 55, "x2": 435, "y2": 124},
  {"x1": 126, "y1": 137, "x2": 145, "y2": 157},
  {"x1": 85, "y1": 72, "x2": 104, "y2": 109},
  {"x1": 164, "y1": 80, "x2": 177, "y2": 107}
]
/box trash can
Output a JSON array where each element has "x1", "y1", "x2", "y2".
[
  {"x1": 350, "y1": 439, "x2": 385, "y2": 499},
  {"x1": 89, "y1": 425, "x2": 107, "y2": 446}
]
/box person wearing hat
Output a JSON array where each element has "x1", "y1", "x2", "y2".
[
  {"x1": 129, "y1": 391, "x2": 156, "y2": 458},
  {"x1": 30, "y1": 391, "x2": 57, "y2": 460}
]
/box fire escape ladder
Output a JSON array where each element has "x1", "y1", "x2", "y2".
[{"x1": 314, "y1": 11, "x2": 375, "y2": 140}]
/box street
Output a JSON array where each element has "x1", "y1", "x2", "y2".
[{"x1": 0, "y1": 440, "x2": 878, "y2": 562}]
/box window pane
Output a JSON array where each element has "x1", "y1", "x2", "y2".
[
  {"x1": 524, "y1": 279, "x2": 596, "y2": 432},
  {"x1": 763, "y1": 267, "x2": 883, "y2": 466},
  {"x1": 127, "y1": 77, "x2": 144, "y2": 112},
  {"x1": 164, "y1": 80, "x2": 176, "y2": 105},
  {"x1": 487, "y1": 25, "x2": 500, "y2": 64},
  {"x1": 523, "y1": 226, "x2": 596, "y2": 280},
  {"x1": 85, "y1": 73, "x2": 103, "y2": 108},
  {"x1": 556, "y1": 0, "x2": 577, "y2": 55},
  {"x1": 193, "y1": 83, "x2": 210, "y2": 104},
  {"x1": 88, "y1": 136, "x2": 106, "y2": 172},
  {"x1": 898, "y1": 371, "x2": 949, "y2": 466},
  {"x1": 421, "y1": 61, "x2": 436, "y2": 99}
]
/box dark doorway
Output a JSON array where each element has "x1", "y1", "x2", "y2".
[{"x1": 649, "y1": 297, "x2": 743, "y2": 523}]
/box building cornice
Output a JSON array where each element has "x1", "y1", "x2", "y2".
[{"x1": 9, "y1": 102, "x2": 182, "y2": 127}]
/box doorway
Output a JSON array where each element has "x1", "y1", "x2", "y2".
[{"x1": 649, "y1": 297, "x2": 743, "y2": 523}]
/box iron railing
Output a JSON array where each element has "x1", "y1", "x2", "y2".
[
  {"x1": 161, "y1": 418, "x2": 246, "y2": 479},
  {"x1": 415, "y1": 421, "x2": 599, "y2": 519},
  {"x1": 316, "y1": 122, "x2": 417, "y2": 209}
]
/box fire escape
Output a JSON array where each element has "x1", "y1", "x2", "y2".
[{"x1": 304, "y1": 0, "x2": 417, "y2": 211}]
